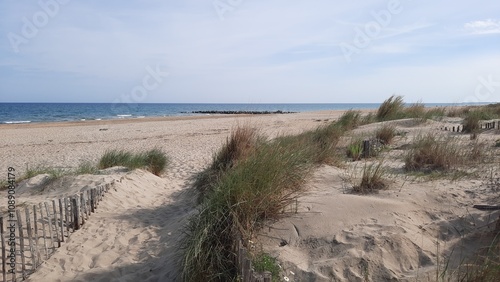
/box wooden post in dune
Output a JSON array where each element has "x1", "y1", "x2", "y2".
[
  {"x1": 80, "y1": 192, "x2": 85, "y2": 226},
  {"x1": 44, "y1": 202, "x2": 55, "y2": 250},
  {"x1": 90, "y1": 189, "x2": 95, "y2": 213},
  {"x1": 72, "y1": 196, "x2": 80, "y2": 230},
  {"x1": 64, "y1": 197, "x2": 71, "y2": 233},
  {"x1": 86, "y1": 189, "x2": 90, "y2": 217},
  {"x1": 1, "y1": 217, "x2": 6, "y2": 282},
  {"x1": 59, "y1": 198, "x2": 64, "y2": 243},
  {"x1": 362, "y1": 140, "x2": 371, "y2": 158},
  {"x1": 38, "y1": 203, "x2": 48, "y2": 258},
  {"x1": 52, "y1": 200, "x2": 60, "y2": 248},
  {"x1": 24, "y1": 208, "x2": 36, "y2": 271},
  {"x1": 15, "y1": 210, "x2": 26, "y2": 279}
]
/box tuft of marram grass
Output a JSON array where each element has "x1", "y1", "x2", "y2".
[
  {"x1": 377, "y1": 95, "x2": 405, "y2": 121},
  {"x1": 404, "y1": 134, "x2": 461, "y2": 172},
  {"x1": 346, "y1": 138, "x2": 363, "y2": 161},
  {"x1": 353, "y1": 161, "x2": 387, "y2": 193},
  {"x1": 462, "y1": 110, "x2": 482, "y2": 134},
  {"x1": 375, "y1": 124, "x2": 396, "y2": 145},
  {"x1": 75, "y1": 160, "x2": 99, "y2": 175},
  {"x1": 98, "y1": 148, "x2": 169, "y2": 176},
  {"x1": 23, "y1": 164, "x2": 68, "y2": 181},
  {"x1": 194, "y1": 126, "x2": 261, "y2": 200},
  {"x1": 404, "y1": 134, "x2": 485, "y2": 172}
]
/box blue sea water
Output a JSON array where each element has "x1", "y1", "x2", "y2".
[{"x1": 0, "y1": 102, "x2": 466, "y2": 124}]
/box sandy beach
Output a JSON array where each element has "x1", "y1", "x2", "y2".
[{"x1": 1, "y1": 110, "x2": 499, "y2": 281}]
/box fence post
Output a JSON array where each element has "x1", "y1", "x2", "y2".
[
  {"x1": 15, "y1": 210, "x2": 26, "y2": 279},
  {"x1": 80, "y1": 192, "x2": 85, "y2": 226},
  {"x1": 1, "y1": 217, "x2": 6, "y2": 282},
  {"x1": 91, "y1": 189, "x2": 97, "y2": 213},
  {"x1": 52, "y1": 200, "x2": 60, "y2": 247},
  {"x1": 59, "y1": 198, "x2": 64, "y2": 243},
  {"x1": 72, "y1": 196, "x2": 80, "y2": 230},
  {"x1": 24, "y1": 207, "x2": 36, "y2": 271},
  {"x1": 64, "y1": 198, "x2": 71, "y2": 232},
  {"x1": 44, "y1": 202, "x2": 55, "y2": 250},
  {"x1": 363, "y1": 140, "x2": 371, "y2": 158},
  {"x1": 38, "y1": 203, "x2": 48, "y2": 258},
  {"x1": 33, "y1": 205, "x2": 40, "y2": 268},
  {"x1": 86, "y1": 189, "x2": 91, "y2": 217}
]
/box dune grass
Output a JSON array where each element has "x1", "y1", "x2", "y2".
[
  {"x1": 75, "y1": 160, "x2": 100, "y2": 175},
  {"x1": 23, "y1": 164, "x2": 69, "y2": 181},
  {"x1": 375, "y1": 124, "x2": 396, "y2": 145},
  {"x1": 346, "y1": 138, "x2": 363, "y2": 161},
  {"x1": 375, "y1": 95, "x2": 446, "y2": 123},
  {"x1": 441, "y1": 233, "x2": 500, "y2": 282},
  {"x1": 377, "y1": 95, "x2": 405, "y2": 121},
  {"x1": 353, "y1": 161, "x2": 387, "y2": 194},
  {"x1": 404, "y1": 134, "x2": 462, "y2": 172},
  {"x1": 193, "y1": 126, "x2": 261, "y2": 201},
  {"x1": 98, "y1": 148, "x2": 169, "y2": 176},
  {"x1": 180, "y1": 132, "x2": 314, "y2": 281},
  {"x1": 404, "y1": 134, "x2": 485, "y2": 173}
]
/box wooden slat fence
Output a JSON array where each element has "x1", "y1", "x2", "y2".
[
  {"x1": 0, "y1": 183, "x2": 111, "y2": 281},
  {"x1": 440, "y1": 119, "x2": 500, "y2": 133}
]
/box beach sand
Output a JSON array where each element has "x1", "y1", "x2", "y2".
[{"x1": 1, "y1": 111, "x2": 499, "y2": 281}]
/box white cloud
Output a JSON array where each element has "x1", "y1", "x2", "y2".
[{"x1": 465, "y1": 19, "x2": 500, "y2": 34}]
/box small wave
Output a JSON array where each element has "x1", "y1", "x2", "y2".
[
  {"x1": 117, "y1": 114, "x2": 132, "y2": 118},
  {"x1": 4, "y1": 120, "x2": 32, "y2": 124},
  {"x1": 137, "y1": 116, "x2": 145, "y2": 119},
  {"x1": 95, "y1": 118, "x2": 102, "y2": 121}
]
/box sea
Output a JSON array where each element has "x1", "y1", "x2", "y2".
[{"x1": 0, "y1": 102, "x2": 476, "y2": 124}]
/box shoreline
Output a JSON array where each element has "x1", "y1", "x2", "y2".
[{"x1": 0, "y1": 109, "x2": 378, "y2": 129}]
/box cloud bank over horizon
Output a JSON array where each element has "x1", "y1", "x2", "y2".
[{"x1": 1, "y1": 0, "x2": 499, "y2": 104}]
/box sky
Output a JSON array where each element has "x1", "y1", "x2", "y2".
[{"x1": 0, "y1": 0, "x2": 499, "y2": 104}]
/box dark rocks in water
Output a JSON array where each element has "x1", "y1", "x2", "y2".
[{"x1": 185, "y1": 110, "x2": 296, "y2": 115}]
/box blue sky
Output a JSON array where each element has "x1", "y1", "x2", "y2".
[{"x1": 1, "y1": 0, "x2": 499, "y2": 103}]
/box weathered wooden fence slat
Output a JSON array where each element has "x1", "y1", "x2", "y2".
[
  {"x1": 38, "y1": 203, "x2": 48, "y2": 259},
  {"x1": 15, "y1": 210, "x2": 26, "y2": 279},
  {"x1": 52, "y1": 200, "x2": 60, "y2": 248},
  {"x1": 32, "y1": 205, "x2": 40, "y2": 269},
  {"x1": 59, "y1": 199, "x2": 64, "y2": 244},
  {"x1": 44, "y1": 202, "x2": 55, "y2": 250},
  {"x1": 0, "y1": 217, "x2": 6, "y2": 282},
  {"x1": 24, "y1": 208, "x2": 35, "y2": 271}
]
